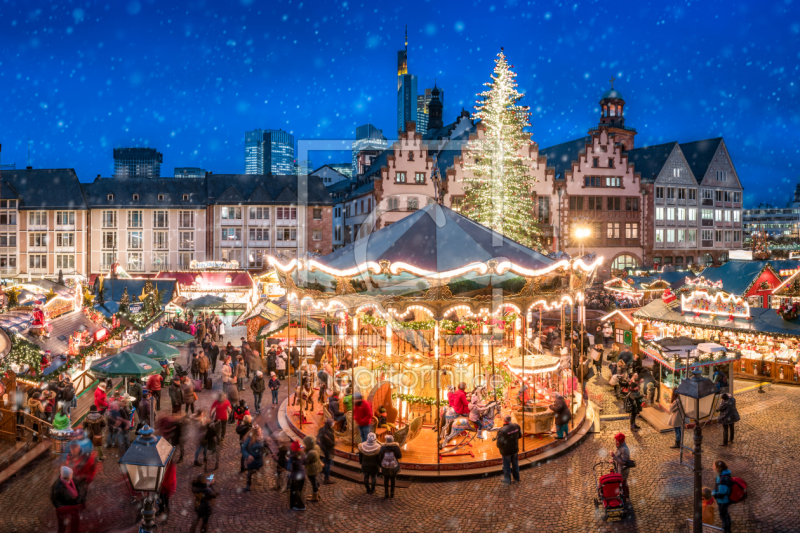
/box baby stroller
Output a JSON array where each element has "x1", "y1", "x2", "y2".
[
  {"x1": 592, "y1": 462, "x2": 629, "y2": 521},
  {"x1": 172, "y1": 363, "x2": 189, "y2": 378}
]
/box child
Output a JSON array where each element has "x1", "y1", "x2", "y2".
[
  {"x1": 645, "y1": 382, "x2": 656, "y2": 406},
  {"x1": 702, "y1": 487, "x2": 715, "y2": 526},
  {"x1": 376, "y1": 406, "x2": 397, "y2": 432},
  {"x1": 233, "y1": 399, "x2": 251, "y2": 426}
]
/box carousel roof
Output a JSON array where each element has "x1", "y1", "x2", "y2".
[{"x1": 315, "y1": 204, "x2": 557, "y2": 274}]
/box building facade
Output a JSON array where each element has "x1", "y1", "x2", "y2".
[
  {"x1": 174, "y1": 167, "x2": 206, "y2": 178},
  {"x1": 113, "y1": 148, "x2": 163, "y2": 178},
  {"x1": 742, "y1": 205, "x2": 800, "y2": 238},
  {"x1": 352, "y1": 124, "x2": 387, "y2": 171},
  {"x1": 417, "y1": 87, "x2": 444, "y2": 133},
  {"x1": 244, "y1": 129, "x2": 295, "y2": 175}
]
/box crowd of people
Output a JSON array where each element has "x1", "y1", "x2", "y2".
[{"x1": 585, "y1": 290, "x2": 639, "y2": 310}]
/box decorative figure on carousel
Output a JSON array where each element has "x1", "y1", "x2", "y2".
[
  {"x1": 30, "y1": 305, "x2": 51, "y2": 338},
  {"x1": 437, "y1": 382, "x2": 470, "y2": 435},
  {"x1": 439, "y1": 385, "x2": 500, "y2": 451}
]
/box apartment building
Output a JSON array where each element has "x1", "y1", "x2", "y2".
[{"x1": 82, "y1": 177, "x2": 208, "y2": 275}]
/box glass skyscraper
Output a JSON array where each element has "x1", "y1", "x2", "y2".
[
  {"x1": 113, "y1": 147, "x2": 163, "y2": 178},
  {"x1": 397, "y1": 74, "x2": 418, "y2": 133},
  {"x1": 352, "y1": 124, "x2": 387, "y2": 171},
  {"x1": 244, "y1": 129, "x2": 296, "y2": 175},
  {"x1": 174, "y1": 167, "x2": 206, "y2": 178},
  {"x1": 417, "y1": 87, "x2": 444, "y2": 133}
]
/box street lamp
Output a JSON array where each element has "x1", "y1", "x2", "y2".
[
  {"x1": 119, "y1": 425, "x2": 175, "y2": 533},
  {"x1": 674, "y1": 369, "x2": 719, "y2": 533},
  {"x1": 575, "y1": 226, "x2": 591, "y2": 258}
]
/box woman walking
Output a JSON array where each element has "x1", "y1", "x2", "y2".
[
  {"x1": 303, "y1": 435, "x2": 324, "y2": 501},
  {"x1": 241, "y1": 426, "x2": 265, "y2": 492},
  {"x1": 181, "y1": 376, "x2": 196, "y2": 414},
  {"x1": 379, "y1": 435, "x2": 402, "y2": 499},
  {"x1": 712, "y1": 460, "x2": 734, "y2": 533},
  {"x1": 358, "y1": 432, "x2": 381, "y2": 494},
  {"x1": 288, "y1": 440, "x2": 306, "y2": 511}
]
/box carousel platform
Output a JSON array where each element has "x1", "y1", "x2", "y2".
[{"x1": 277, "y1": 396, "x2": 594, "y2": 479}]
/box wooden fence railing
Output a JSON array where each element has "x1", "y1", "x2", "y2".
[{"x1": 0, "y1": 409, "x2": 16, "y2": 443}]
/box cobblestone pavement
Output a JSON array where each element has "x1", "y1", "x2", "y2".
[{"x1": 0, "y1": 331, "x2": 796, "y2": 532}]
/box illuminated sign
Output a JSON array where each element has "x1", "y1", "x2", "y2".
[
  {"x1": 95, "y1": 329, "x2": 108, "y2": 342},
  {"x1": 780, "y1": 269, "x2": 800, "y2": 278},
  {"x1": 680, "y1": 290, "x2": 750, "y2": 318},
  {"x1": 189, "y1": 260, "x2": 240, "y2": 270}
]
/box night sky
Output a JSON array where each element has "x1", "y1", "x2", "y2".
[{"x1": 1, "y1": 0, "x2": 799, "y2": 207}]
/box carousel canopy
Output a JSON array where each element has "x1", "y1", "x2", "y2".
[
  {"x1": 90, "y1": 351, "x2": 163, "y2": 378},
  {"x1": 315, "y1": 204, "x2": 556, "y2": 274}
]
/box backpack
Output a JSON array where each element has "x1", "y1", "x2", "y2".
[
  {"x1": 381, "y1": 450, "x2": 399, "y2": 469},
  {"x1": 729, "y1": 477, "x2": 747, "y2": 503}
]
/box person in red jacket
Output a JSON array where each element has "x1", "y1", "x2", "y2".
[
  {"x1": 450, "y1": 382, "x2": 470, "y2": 416},
  {"x1": 158, "y1": 461, "x2": 177, "y2": 519},
  {"x1": 352, "y1": 392, "x2": 373, "y2": 444},
  {"x1": 146, "y1": 373, "x2": 164, "y2": 411},
  {"x1": 94, "y1": 383, "x2": 109, "y2": 414}
]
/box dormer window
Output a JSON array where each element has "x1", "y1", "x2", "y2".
[
  {"x1": 133, "y1": 194, "x2": 139, "y2": 201},
  {"x1": 158, "y1": 194, "x2": 165, "y2": 201},
  {"x1": 107, "y1": 194, "x2": 114, "y2": 201},
  {"x1": 182, "y1": 194, "x2": 189, "y2": 201}
]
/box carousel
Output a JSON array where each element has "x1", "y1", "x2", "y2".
[{"x1": 272, "y1": 204, "x2": 601, "y2": 474}]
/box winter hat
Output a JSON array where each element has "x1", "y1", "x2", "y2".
[
  {"x1": 270, "y1": 372, "x2": 276, "y2": 377},
  {"x1": 614, "y1": 433, "x2": 626, "y2": 444},
  {"x1": 385, "y1": 435, "x2": 394, "y2": 443},
  {"x1": 302, "y1": 435, "x2": 315, "y2": 450},
  {"x1": 354, "y1": 392, "x2": 363, "y2": 400},
  {"x1": 60, "y1": 466, "x2": 73, "y2": 479},
  {"x1": 98, "y1": 383, "x2": 106, "y2": 391},
  {"x1": 256, "y1": 371, "x2": 263, "y2": 377},
  {"x1": 290, "y1": 440, "x2": 303, "y2": 452},
  {"x1": 360, "y1": 432, "x2": 380, "y2": 453}
]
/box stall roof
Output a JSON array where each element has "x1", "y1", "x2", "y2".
[
  {"x1": 156, "y1": 271, "x2": 253, "y2": 289},
  {"x1": 633, "y1": 299, "x2": 800, "y2": 338},
  {"x1": 233, "y1": 299, "x2": 286, "y2": 326},
  {"x1": 699, "y1": 261, "x2": 783, "y2": 296},
  {"x1": 101, "y1": 278, "x2": 177, "y2": 305}
]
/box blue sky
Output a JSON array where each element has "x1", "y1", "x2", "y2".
[{"x1": 1, "y1": 0, "x2": 799, "y2": 206}]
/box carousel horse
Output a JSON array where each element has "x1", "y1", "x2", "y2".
[{"x1": 439, "y1": 387, "x2": 501, "y2": 450}]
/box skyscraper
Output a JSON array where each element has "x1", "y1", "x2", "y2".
[
  {"x1": 352, "y1": 124, "x2": 387, "y2": 171},
  {"x1": 113, "y1": 148, "x2": 163, "y2": 178},
  {"x1": 397, "y1": 27, "x2": 417, "y2": 133},
  {"x1": 244, "y1": 129, "x2": 296, "y2": 175},
  {"x1": 417, "y1": 86, "x2": 445, "y2": 133}
]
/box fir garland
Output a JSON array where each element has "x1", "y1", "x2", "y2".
[{"x1": 392, "y1": 392, "x2": 442, "y2": 407}]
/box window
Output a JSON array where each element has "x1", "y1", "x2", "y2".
[
  {"x1": 667, "y1": 229, "x2": 675, "y2": 243},
  {"x1": 29, "y1": 233, "x2": 47, "y2": 247},
  {"x1": 221, "y1": 228, "x2": 242, "y2": 241},
  {"x1": 102, "y1": 211, "x2": 117, "y2": 228},
  {"x1": 173, "y1": 211, "x2": 192, "y2": 229},
  {"x1": 678, "y1": 229, "x2": 686, "y2": 243},
  {"x1": 249, "y1": 207, "x2": 267, "y2": 220},
  {"x1": 101, "y1": 252, "x2": 116, "y2": 269},
  {"x1": 686, "y1": 256, "x2": 694, "y2": 264},
  {"x1": 153, "y1": 231, "x2": 168, "y2": 250},
  {"x1": 102, "y1": 231, "x2": 117, "y2": 249},
  {"x1": 334, "y1": 207, "x2": 341, "y2": 218},
  {"x1": 179, "y1": 252, "x2": 193, "y2": 268},
  {"x1": 687, "y1": 230, "x2": 697, "y2": 242},
  {"x1": 451, "y1": 196, "x2": 464, "y2": 212},
  {"x1": 724, "y1": 191, "x2": 731, "y2": 202},
  {"x1": 127, "y1": 210, "x2": 143, "y2": 228},
  {"x1": 388, "y1": 197, "x2": 400, "y2": 211},
  {"x1": 569, "y1": 197, "x2": 584, "y2": 210},
  {"x1": 182, "y1": 194, "x2": 189, "y2": 201},
  {"x1": 656, "y1": 207, "x2": 664, "y2": 221},
  {"x1": 56, "y1": 255, "x2": 75, "y2": 270},
  {"x1": 133, "y1": 194, "x2": 139, "y2": 201},
  {"x1": 724, "y1": 210, "x2": 731, "y2": 222},
  {"x1": 407, "y1": 197, "x2": 419, "y2": 211},
  {"x1": 56, "y1": 211, "x2": 75, "y2": 225},
  {"x1": 689, "y1": 189, "x2": 697, "y2": 200},
  {"x1": 0, "y1": 212, "x2": 16, "y2": 225},
  {"x1": 625, "y1": 198, "x2": 639, "y2": 211},
  {"x1": 714, "y1": 210, "x2": 722, "y2": 222},
  {"x1": 675, "y1": 257, "x2": 684, "y2": 264},
  {"x1": 666, "y1": 208, "x2": 675, "y2": 221},
  {"x1": 607, "y1": 197, "x2": 621, "y2": 211},
  {"x1": 0, "y1": 233, "x2": 16, "y2": 247},
  {"x1": 179, "y1": 231, "x2": 194, "y2": 250},
  {"x1": 656, "y1": 229, "x2": 664, "y2": 243},
  {"x1": 312, "y1": 229, "x2": 322, "y2": 241},
  {"x1": 415, "y1": 172, "x2": 425, "y2": 184},
  {"x1": 276, "y1": 207, "x2": 297, "y2": 220},
  {"x1": 107, "y1": 194, "x2": 114, "y2": 201},
  {"x1": 312, "y1": 208, "x2": 322, "y2": 220},
  {"x1": 715, "y1": 230, "x2": 723, "y2": 242},
  {"x1": 157, "y1": 194, "x2": 165, "y2": 201},
  {"x1": 28, "y1": 211, "x2": 47, "y2": 227},
  {"x1": 688, "y1": 208, "x2": 697, "y2": 221},
  {"x1": 608, "y1": 158, "x2": 614, "y2": 168},
  {"x1": 248, "y1": 228, "x2": 268, "y2": 242},
  {"x1": 733, "y1": 192, "x2": 741, "y2": 203},
  {"x1": 587, "y1": 197, "x2": 602, "y2": 210},
  {"x1": 334, "y1": 226, "x2": 341, "y2": 241},
  {"x1": 611, "y1": 255, "x2": 638, "y2": 271},
  {"x1": 716, "y1": 170, "x2": 727, "y2": 182},
  {"x1": 56, "y1": 233, "x2": 74, "y2": 247},
  {"x1": 678, "y1": 188, "x2": 686, "y2": 200},
  {"x1": 127, "y1": 252, "x2": 143, "y2": 271},
  {"x1": 395, "y1": 172, "x2": 407, "y2": 183},
  {"x1": 734, "y1": 231, "x2": 741, "y2": 242},
  {"x1": 673, "y1": 168, "x2": 681, "y2": 178},
  {"x1": 153, "y1": 211, "x2": 168, "y2": 228},
  {"x1": 29, "y1": 255, "x2": 47, "y2": 269},
  {"x1": 359, "y1": 200, "x2": 363, "y2": 214},
  {"x1": 702, "y1": 189, "x2": 713, "y2": 200},
  {"x1": 702, "y1": 229, "x2": 713, "y2": 241},
  {"x1": 625, "y1": 223, "x2": 639, "y2": 240},
  {"x1": 592, "y1": 157, "x2": 599, "y2": 167},
  {"x1": 277, "y1": 228, "x2": 297, "y2": 241},
  {"x1": 152, "y1": 252, "x2": 168, "y2": 270},
  {"x1": 667, "y1": 188, "x2": 675, "y2": 200},
  {"x1": 127, "y1": 231, "x2": 143, "y2": 250},
  {"x1": 702, "y1": 209, "x2": 713, "y2": 220},
  {"x1": 733, "y1": 211, "x2": 740, "y2": 222},
  {"x1": 605, "y1": 177, "x2": 621, "y2": 187},
  {"x1": 656, "y1": 187, "x2": 664, "y2": 199},
  {"x1": 221, "y1": 207, "x2": 243, "y2": 220},
  {"x1": 724, "y1": 230, "x2": 732, "y2": 242},
  {"x1": 715, "y1": 190, "x2": 723, "y2": 202},
  {"x1": 584, "y1": 176, "x2": 604, "y2": 187},
  {"x1": 607, "y1": 222, "x2": 620, "y2": 239},
  {"x1": 677, "y1": 208, "x2": 686, "y2": 221},
  {"x1": 248, "y1": 250, "x2": 264, "y2": 268}
]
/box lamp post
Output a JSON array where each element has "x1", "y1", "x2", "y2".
[
  {"x1": 674, "y1": 369, "x2": 718, "y2": 533},
  {"x1": 119, "y1": 425, "x2": 175, "y2": 533},
  {"x1": 575, "y1": 226, "x2": 591, "y2": 258}
]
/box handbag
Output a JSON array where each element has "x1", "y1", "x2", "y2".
[{"x1": 624, "y1": 459, "x2": 637, "y2": 468}]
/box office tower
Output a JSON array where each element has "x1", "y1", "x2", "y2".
[
  {"x1": 244, "y1": 129, "x2": 296, "y2": 175},
  {"x1": 294, "y1": 159, "x2": 313, "y2": 175},
  {"x1": 329, "y1": 163, "x2": 353, "y2": 178},
  {"x1": 352, "y1": 124, "x2": 388, "y2": 171},
  {"x1": 244, "y1": 129, "x2": 265, "y2": 174},
  {"x1": 417, "y1": 86, "x2": 445, "y2": 133},
  {"x1": 174, "y1": 167, "x2": 206, "y2": 178},
  {"x1": 113, "y1": 148, "x2": 163, "y2": 178},
  {"x1": 397, "y1": 27, "x2": 417, "y2": 133}
]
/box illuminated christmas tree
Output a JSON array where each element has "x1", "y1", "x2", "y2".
[{"x1": 462, "y1": 49, "x2": 541, "y2": 250}]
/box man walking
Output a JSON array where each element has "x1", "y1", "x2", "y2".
[
  {"x1": 496, "y1": 415, "x2": 521, "y2": 484},
  {"x1": 250, "y1": 371, "x2": 266, "y2": 414},
  {"x1": 208, "y1": 341, "x2": 220, "y2": 374}
]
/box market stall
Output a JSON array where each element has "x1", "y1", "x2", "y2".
[{"x1": 156, "y1": 269, "x2": 256, "y2": 312}]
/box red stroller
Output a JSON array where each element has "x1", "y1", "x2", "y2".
[{"x1": 592, "y1": 462, "x2": 629, "y2": 521}]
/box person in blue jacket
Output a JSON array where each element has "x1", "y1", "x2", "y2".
[{"x1": 711, "y1": 460, "x2": 733, "y2": 533}]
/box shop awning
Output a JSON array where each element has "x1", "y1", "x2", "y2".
[{"x1": 257, "y1": 316, "x2": 324, "y2": 339}]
